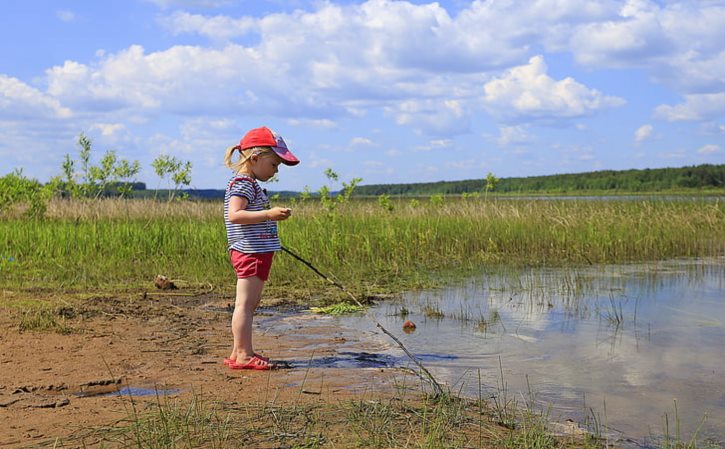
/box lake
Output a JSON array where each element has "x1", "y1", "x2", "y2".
[{"x1": 335, "y1": 258, "x2": 725, "y2": 448}]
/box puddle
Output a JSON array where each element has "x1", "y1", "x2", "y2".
[
  {"x1": 333, "y1": 259, "x2": 725, "y2": 448},
  {"x1": 100, "y1": 387, "x2": 181, "y2": 398},
  {"x1": 285, "y1": 351, "x2": 397, "y2": 369},
  {"x1": 75, "y1": 381, "x2": 180, "y2": 398}
]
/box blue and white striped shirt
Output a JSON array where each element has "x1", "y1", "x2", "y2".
[{"x1": 224, "y1": 175, "x2": 280, "y2": 254}]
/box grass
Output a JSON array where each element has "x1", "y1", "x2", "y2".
[
  {"x1": 1, "y1": 197, "x2": 722, "y2": 305},
  {"x1": 309, "y1": 302, "x2": 366, "y2": 315},
  {"x1": 17, "y1": 304, "x2": 75, "y2": 334},
  {"x1": 41, "y1": 381, "x2": 606, "y2": 449}
]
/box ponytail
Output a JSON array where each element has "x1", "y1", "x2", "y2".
[
  {"x1": 224, "y1": 145, "x2": 241, "y2": 170},
  {"x1": 224, "y1": 145, "x2": 275, "y2": 174}
]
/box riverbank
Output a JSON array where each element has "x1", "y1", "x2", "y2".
[{"x1": 1, "y1": 288, "x2": 603, "y2": 448}]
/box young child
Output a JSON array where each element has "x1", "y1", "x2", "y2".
[{"x1": 222, "y1": 126, "x2": 299, "y2": 370}]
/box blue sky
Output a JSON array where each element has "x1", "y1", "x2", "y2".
[{"x1": 1, "y1": 0, "x2": 723, "y2": 191}]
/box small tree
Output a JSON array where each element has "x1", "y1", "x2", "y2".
[
  {"x1": 318, "y1": 168, "x2": 362, "y2": 212},
  {"x1": 61, "y1": 133, "x2": 141, "y2": 199},
  {"x1": 485, "y1": 172, "x2": 499, "y2": 198},
  {"x1": 152, "y1": 154, "x2": 193, "y2": 201},
  {"x1": 377, "y1": 193, "x2": 394, "y2": 212},
  {"x1": 0, "y1": 169, "x2": 57, "y2": 218}
]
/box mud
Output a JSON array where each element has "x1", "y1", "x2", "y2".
[{"x1": 0, "y1": 291, "x2": 412, "y2": 447}]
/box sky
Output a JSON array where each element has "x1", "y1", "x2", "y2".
[{"x1": 1, "y1": 0, "x2": 724, "y2": 191}]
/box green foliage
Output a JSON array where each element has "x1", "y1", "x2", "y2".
[
  {"x1": 318, "y1": 168, "x2": 363, "y2": 212},
  {"x1": 309, "y1": 302, "x2": 365, "y2": 315},
  {"x1": 299, "y1": 186, "x2": 312, "y2": 202},
  {"x1": 351, "y1": 164, "x2": 725, "y2": 196},
  {"x1": 0, "y1": 169, "x2": 55, "y2": 218},
  {"x1": 377, "y1": 193, "x2": 394, "y2": 212},
  {"x1": 62, "y1": 133, "x2": 141, "y2": 199},
  {"x1": 485, "y1": 172, "x2": 499, "y2": 194},
  {"x1": 151, "y1": 154, "x2": 193, "y2": 201}
]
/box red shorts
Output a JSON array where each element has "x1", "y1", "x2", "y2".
[{"x1": 229, "y1": 250, "x2": 274, "y2": 281}]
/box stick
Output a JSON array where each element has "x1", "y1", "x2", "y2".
[{"x1": 281, "y1": 245, "x2": 444, "y2": 396}]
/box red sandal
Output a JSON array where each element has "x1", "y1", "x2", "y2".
[
  {"x1": 224, "y1": 353, "x2": 269, "y2": 366},
  {"x1": 229, "y1": 355, "x2": 274, "y2": 370}
]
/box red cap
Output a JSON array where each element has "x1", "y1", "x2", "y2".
[{"x1": 239, "y1": 126, "x2": 300, "y2": 166}]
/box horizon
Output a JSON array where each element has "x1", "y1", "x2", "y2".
[{"x1": 1, "y1": 0, "x2": 723, "y2": 191}]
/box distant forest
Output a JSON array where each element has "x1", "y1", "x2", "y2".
[{"x1": 351, "y1": 164, "x2": 725, "y2": 196}]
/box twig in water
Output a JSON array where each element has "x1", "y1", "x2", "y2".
[{"x1": 281, "y1": 245, "x2": 444, "y2": 397}]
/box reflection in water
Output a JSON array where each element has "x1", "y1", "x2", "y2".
[{"x1": 337, "y1": 259, "x2": 725, "y2": 448}]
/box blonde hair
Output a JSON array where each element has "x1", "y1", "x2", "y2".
[{"x1": 224, "y1": 145, "x2": 276, "y2": 174}]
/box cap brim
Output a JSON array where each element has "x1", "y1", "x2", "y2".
[{"x1": 272, "y1": 146, "x2": 300, "y2": 166}]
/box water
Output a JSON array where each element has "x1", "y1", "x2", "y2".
[{"x1": 336, "y1": 259, "x2": 725, "y2": 447}]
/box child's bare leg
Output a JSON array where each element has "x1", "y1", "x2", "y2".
[{"x1": 229, "y1": 276, "x2": 265, "y2": 363}]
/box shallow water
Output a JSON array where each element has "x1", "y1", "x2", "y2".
[{"x1": 335, "y1": 259, "x2": 725, "y2": 447}]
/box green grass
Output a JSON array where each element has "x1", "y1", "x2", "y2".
[
  {"x1": 17, "y1": 304, "x2": 75, "y2": 334},
  {"x1": 42, "y1": 384, "x2": 604, "y2": 449},
  {"x1": 1, "y1": 197, "x2": 723, "y2": 303}
]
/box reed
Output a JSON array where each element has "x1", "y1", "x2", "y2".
[{"x1": 1, "y1": 197, "x2": 722, "y2": 301}]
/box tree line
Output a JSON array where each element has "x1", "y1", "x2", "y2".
[{"x1": 352, "y1": 164, "x2": 724, "y2": 196}]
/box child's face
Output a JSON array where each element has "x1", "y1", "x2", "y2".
[{"x1": 251, "y1": 153, "x2": 283, "y2": 181}]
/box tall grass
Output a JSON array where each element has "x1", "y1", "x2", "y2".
[{"x1": 1, "y1": 197, "x2": 722, "y2": 300}]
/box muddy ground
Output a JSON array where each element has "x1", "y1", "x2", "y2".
[{"x1": 0, "y1": 290, "x2": 419, "y2": 448}]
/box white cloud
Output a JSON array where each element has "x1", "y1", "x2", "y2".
[
  {"x1": 90, "y1": 123, "x2": 125, "y2": 137},
  {"x1": 145, "y1": 0, "x2": 234, "y2": 9},
  {"x1": 56, "y1": 10, "x2": 76, "y2": 22},
  {"x1": 497, "y1": 125, "x2": 531, "y2": 146},
  {"x1": 697, "y1": 144, "x2": 721, "y2": 155},
  {"x1": 0, "y1": 75, "x2": 72, "y2": 120},
  {"x1": 653, "y1": 92, "x2": 725, "y2": 121},
  {"x1": 483, "y1": 56, "x2": 625, "y2": 122},
  {"x1": 159, "y1": 11, "x2": 256, "y2": 41},
  {"x1": 350, "y1": 137, "x2": 374, "y2": 146},
  {"x1": 389, "y1": 98, "x2": 470, "y2": 135},
  {"x1": 567, "y1": 1, "x2": 725, "y2": 95},
  {"x1": 287, "y1": 118, "x2": 337, "y2": 129},
  {"x1": 414, "y1": 138, "x2": 454, "y2": 152},
  {"x1": 634, "y1": 124, "x2": 653, "y2": 143}
]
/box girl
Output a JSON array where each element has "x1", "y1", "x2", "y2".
[{"x1": 222, "y1": 126, "x2": 299, "y2": 370}]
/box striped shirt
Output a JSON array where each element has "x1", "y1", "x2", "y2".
[{"x1": 224, "y1": 175, "x2": 280, "y2": 254}]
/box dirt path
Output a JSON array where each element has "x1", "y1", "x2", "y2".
[{"x1": 0, "y1": 292, "x2": 413, "y2": 447}]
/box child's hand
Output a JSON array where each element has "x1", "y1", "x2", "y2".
[{"x1": 266, "y1": 207, "x2": 292, "y2": 221}]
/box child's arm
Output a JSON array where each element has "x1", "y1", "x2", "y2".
[{"x1": 228, "y1": 196, "x2": 291, "y2": 224}]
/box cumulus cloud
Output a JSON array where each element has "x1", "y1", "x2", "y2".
[
  {"x1": 653, "y1": 93, "x2": 725, "y2": 121},
  {"x1": 388, "y1": 98, "x2": 470, "y2": 136},
  {"x1": 4, "y1": 0, "x2": 720, "y2": 184},
  {"x1": 566, "y1": 1, "x2": 725, "y2": 95},
  {"x1": 0, "y1": 75, "x2": 72, "y2": 120},
  {"x1": 43, "y1": 0, "x2": 724, "y2": 138},
  {"x1": 90, "y1": 123, "x2": 125, "y2": 137},
  {"x1": 634, "y1": 124, "x2": 653, "y2": 143},
  {"x1": 159, "y1": 11, "x2": 256, "y2": 41},
  {"x1": 497, "y1": 125, "x2": 532, "y2": 146},
  {"x1": 697, "y1": 144, "x2": 721, "y2": 155},
  {"x1": 482, "y1": 56, "x2": 625, "y2": 122}
]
